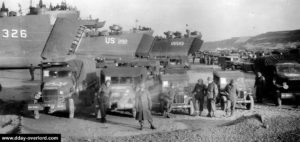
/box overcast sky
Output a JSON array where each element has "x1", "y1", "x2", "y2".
[{"x1": 3, "y1": 0, "x2": 300, "y2": 41}]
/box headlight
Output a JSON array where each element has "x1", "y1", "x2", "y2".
[
  {"x1": 59, "y1": 91, "x2": 64, "y2": 95},
  {"x1": 283, "y1": 82, "x2": 289, "y2": 89}
]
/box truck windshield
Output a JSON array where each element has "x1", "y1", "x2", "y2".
[
  {"x1": 111, "y1": 77, "x2": 134, "y2": 84},
  {"x1": 49, "y1": 71, "x2": 72, "y2": 78},
  {"x1": 277, "y1": 64, "x2": 300, "y2": 73}
]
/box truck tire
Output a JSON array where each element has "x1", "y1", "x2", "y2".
[
  {"x1": 34, "y1": 110, "x2": 40, "y2": 119},
  {"x1": 68, "y1": 98, "x2": 75, "y2": 118},
  {"x1": 188, "y1": 100, "x2": 195, "y2": 115},
  {"x1": 246, "y1": 96, "x2": 254, "y2": 110}
]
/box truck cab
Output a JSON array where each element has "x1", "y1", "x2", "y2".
[
  {"x1": 28, "y1": 65, "x2": 77, "y2": 119},
  {"x1": 28, "y1": 60, "x2": 99, "y2": 119},
  {"x1": 100, "y1": 67, "x2": 147, "y2": 116},
  {"x1": 273, "y1": 62, "x2": 300, "y2": 101}
]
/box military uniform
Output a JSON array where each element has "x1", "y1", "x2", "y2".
[
  {"x1": 96, "y1": 84, "x2": 111, "y2": 122},
  {"x1": 255, "y1": 76, "x2": 265, "y2": 103},
  {"x1": 224, "y1": 83, "x2": 238, "y2": 116},
  {"x1": 192, "y1": 83, "x2": 206, "y2": 115},
  {"x1": 135, "y1": 88, "x2": 155, "y2": 130},
  {"x1": 271, "y1": 80, "x2": 282, "y2": 106},
  {"x1": 206, "y1": 82, "x2": 218, "y2": 117},
  {"x1": 160, "y1": 87, "x2": 176, "y2": 118},
  {"x1": 29, "y1": 65, "x2": 35, "y2": 81}
]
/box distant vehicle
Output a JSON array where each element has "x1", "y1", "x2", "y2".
[
  {"x1": 218, "y1": 55, "x2": 241, "y2": 70},
  {"x1": 272, "y1": 62, "x2": 300, "y2": 104},
  {"x1": 100, "y1": 67, "x2": 148, "y2": 117},
  {"x1": 213, "y1": 71, "x2": 255, "y2": 110},
  {"x1": 28, "y1": 60, "x2": 99, "y2": 119},
  {"x1": 150, "y1": 30, "x2": 203, "y2": 70},
  {"x1": 159, "y1": 68, "x2": 194, "y2": 115}
]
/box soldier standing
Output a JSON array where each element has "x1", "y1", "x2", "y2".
[
  {"x1": 29, "y1": 64, "x2": 35, "y2": 81},
  {"x1": 160, "y1": 83, "x2": 176, "y2": 118},
  {"x1": 135, "y1": 83, "x2": 156, "y2": 130},
  {"x1": 254, "y1": 72, "x2": 265, "y2": 103},
  {"x1": 192, "y1": 79, "x2": 206, "y2": 116},
  {"x1": 96, "y1": 80, "x2": 112, "y2": 123},
  {"x1": 224, "y1": 79, "x2": 238, "y2": 117},
  {"x1": 271, "y1": 79, "x2": 282, "y2": 107},
  {"x1": 206, "y1": 77, "x2": 218, "y2": 117}
]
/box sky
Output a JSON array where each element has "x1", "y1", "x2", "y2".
[{"x1": 2, "y1": 0, "x2": 300, "y2": 41}]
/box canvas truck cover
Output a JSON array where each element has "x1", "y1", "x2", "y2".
[
  {"x1": 67, "y1": 58, "x2": 98, "y2": 87},
  {"x1": 41, "y1": 17, "x2": 81, "y2": 62},
  {"x1": 102, "y1": 67, "x2": 147, "y2": 77},
  {"x1": 135, "y1": 34, "x2": 155, "y2": 58},
  {"x1": 76, "y1": 32, "x2": 148, "y2": 59},
  {"x1": 150, "y1": 37, "x2": 202, "y2": 57}
]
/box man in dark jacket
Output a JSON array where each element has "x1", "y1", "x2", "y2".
[
  {"x1": 29, "y1": 64, "x2": 35, "y2": 81},
  {"x1": 254, "y1": 72, "x2": 265, "y2": 103},
  {"x1": 224, "y1": 79, "x2": 238, "y2": 116},
  {"x1": 206, "y1": 77, "x2": 218, "y2": 117},
  {"x1": 192, "y1": 79, "x2": 206, "y2": 116}
]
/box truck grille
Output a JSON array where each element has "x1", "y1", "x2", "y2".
[
  {"x1": 42, "y1": 89, "x2": 59, "y2": 103},
  {"x1": 174, "y1": 94, "x2": 184, "y2": 103}
]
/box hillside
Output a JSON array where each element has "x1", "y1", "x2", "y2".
[{"x1": 202, "y1": 29, "x2": 300, "y2": 51}]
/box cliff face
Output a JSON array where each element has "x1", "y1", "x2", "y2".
[{"x1": 202, "y1": 29, "x2": 300, "y2": 51}]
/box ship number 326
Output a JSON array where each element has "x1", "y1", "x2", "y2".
[{"x1": 1, "y1": 29, "x2": 27, "y2": 38}]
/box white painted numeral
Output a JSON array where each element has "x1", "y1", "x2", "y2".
[
  {"x1": 2, "y1": 29, "x2": 9, "y2": 38},
  {"x1": 1, "y1": 29, "x2": 27, "y2": 38},
  {"x1": 20, "y1": 30, "x2": 27, "y2": 38},
  {"x1": 11, "y1": 29, "x2": 18, "y2": 38}
]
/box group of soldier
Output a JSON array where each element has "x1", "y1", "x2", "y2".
[
  {"x1": 92, "y1": 72, "x2": 268, "y2": 130},
  {"x1": 193, "y1": 53, "x2": 218, "y2": 65},
  {"x1": 160, "y1": 76, "x2": 239, "y2": 118}
]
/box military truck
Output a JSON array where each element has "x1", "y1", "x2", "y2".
[
  {"x1": 28, "y1": 60, "x2": 99, "y2": 119},
  {"x1": 100, "y1": 67, "x2": 148, "y2": 117},
  {"x1": 272, "y1": 62, "x2": 300, "y2": 105},
  {"x1": 218, "y1": 55, "x2": 241, "y2": 70},
  {"x1": 159, "y1": 68, "x2": 194, "y2": 115},
  {"x1": 213, "y1": 71, "x2": 255, "y2": 110}
]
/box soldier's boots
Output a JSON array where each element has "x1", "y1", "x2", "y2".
[
  {"x1": 207, "y1": 113, "x2": 211, "y2": 117},
  {"x1": 199, "y1": 111, "x2": 202, "y2": 116},
  {"x1": 150, "y1": 124, "x2": 156, "y2": 130},
  {"x1": 230, "y1": 111, "x2": 234, "y2": 117},
  {"x1": 100, "y1": 117, "x2": 106, "y2": 123},
  {"x1": 211, "y1": 112, "x2": 216, "y2": 117}
]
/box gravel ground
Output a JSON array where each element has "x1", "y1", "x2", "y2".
[{"x1": 64, "y1": 105, "x2": 300, "y2": 142}]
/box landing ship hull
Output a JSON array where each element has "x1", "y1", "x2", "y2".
[
  {"x1": 150, "y1": 37, "x2": 203, "y2": 57},
  {"x1": 0, "y1": 12, "x2": 79, "y2": 68},
  {"x1": 77, "y1": 32, "x2": 155, "y2": 60}
]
